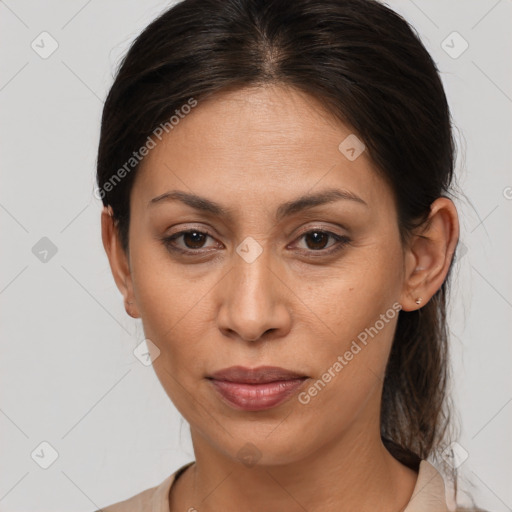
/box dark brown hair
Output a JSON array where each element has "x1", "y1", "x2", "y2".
[{"x1": 96, "y1": 0, "x2": 473, "y2": 507}]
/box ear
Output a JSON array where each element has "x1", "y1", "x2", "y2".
[
  {"x1": 101, "y1": 206, "x2": 140, "y2": 318},
  {"x1": 399, "y1": 197, "x2": 459, "y2": 312}
]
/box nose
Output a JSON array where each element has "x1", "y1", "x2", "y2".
[{"x1": 216, "y1": 244, "x2": 292, "y2": 344}]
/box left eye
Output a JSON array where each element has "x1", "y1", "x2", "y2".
[{"x1": 294, "y1": 230, "x2": 349, "y2": 252}]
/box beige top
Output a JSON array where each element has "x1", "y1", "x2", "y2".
[{"x1": 97, "y1": 459, "x2": 449, "y2": 512}]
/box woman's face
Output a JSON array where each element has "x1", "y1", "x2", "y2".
[{"x1": 112, "y1": 85, "x2": 415, "y2": 465}]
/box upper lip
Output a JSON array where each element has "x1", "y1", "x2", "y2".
[{"x1": 208, "y1": 366, "x2": 308, "y2": 384}]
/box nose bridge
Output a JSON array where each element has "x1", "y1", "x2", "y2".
[
  {"x1": 233, "y1": 236, "x2": 277, "y2": 313},
  {"x1": 234, "y1": 237, "x2": 274, "y2": 300},
  {"x1": 217, "y1": 236, "x2": 289, "y2": 341}
]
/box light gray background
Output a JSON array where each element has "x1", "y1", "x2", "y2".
[{"x1": 0, "y1": 1, "x2": 511, "y2": 511}]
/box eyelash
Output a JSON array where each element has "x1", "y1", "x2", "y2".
[{"x1": 160, "y1": 228, "x2": 351, "y2": 257}]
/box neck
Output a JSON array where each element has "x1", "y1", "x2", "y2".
[{"x1": 170, "y1": 413, "x2": 418, "y2": 512}]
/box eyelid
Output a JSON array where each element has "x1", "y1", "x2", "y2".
[{"x1": 293, "y1": 223, "x2": 348, "y2": 237}]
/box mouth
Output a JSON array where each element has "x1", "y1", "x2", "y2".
[
  {"x1": 207, "y1": 365, "x2": 308, "y2": 383},
  {"x1": 206, "y1": 366, "x2": 309, "y2": 411}
]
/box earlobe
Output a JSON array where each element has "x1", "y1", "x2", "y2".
[
  {"x1": 100, "y1": 206, "x2": 140, "y2": 318},
  {"x1": 399, "y1": 197, "x2": 459, "y2": 311},
  {"x1": 126, "y1": 300, "x2": 139, "y2": 318}
]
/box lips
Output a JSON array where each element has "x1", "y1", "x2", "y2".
[
  {"x1": 207, "y1": 366, "x2": 309, "y2": 411},
  {"x1": 207, "y1": 365, "x2": 307, "y2": 384}
]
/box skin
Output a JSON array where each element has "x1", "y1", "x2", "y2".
[{"x1": 101, "y1": 84, "x2": 459, "y2": 512}]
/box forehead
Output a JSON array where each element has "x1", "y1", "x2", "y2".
[{"x1": 131, "y1": 84, "x2": 392, "y2": 216}]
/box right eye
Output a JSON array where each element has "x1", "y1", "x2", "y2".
[{"x1": 161, "y1": 229, "x2": 221, "y2": 255}]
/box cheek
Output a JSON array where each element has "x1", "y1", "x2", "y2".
[
  {"x1": 129, "y1": 241, "x2": 220, "y2": 393},
  {"x1": 296, "y1": 297, "x2": 400, "y2": 435},
  {"x1": 302, "y1": 241, "x2": 403, "y2": 396},
  {"x1": 315, "y1": 243, "x2": 402, "y2": 337},
  {"x1": 133, "y1": 262, "x2": 210, "y2": 414},
  {"x1": 129, "y1": 230, "x2": 208, "y2": 335},
  {"x1": 135, "y1": 271, "x2": 210, "y2": 362}
]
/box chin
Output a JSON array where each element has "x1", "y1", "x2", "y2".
[{"x1": 212, "y1": 426, "x2": 319, "y2": 468}]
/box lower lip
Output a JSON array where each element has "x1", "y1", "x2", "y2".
[{"x1": 208, "y1": 378, "x2": 308, "y2": 411}]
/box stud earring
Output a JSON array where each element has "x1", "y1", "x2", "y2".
[{"x1": 415, "y1": 297, "x2": 422, "y2": 305}]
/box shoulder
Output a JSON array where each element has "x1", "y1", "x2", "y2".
[
  {"x1": 94, "y1": 461, "x2": 194, "y2": 512},
  {"x1": 413, "y1": 461, "x2": 491, "y2": 512},
  {"x1": 454, "y1": 508, "x2": 492, "y2": 512},
  {"x1": 97, "y1": 481, "x2": 164, "y2": 512},
  {"x1": 404, "y1": 459, "x2": 448, "y2": 510}
]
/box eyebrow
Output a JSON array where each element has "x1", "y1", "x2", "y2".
[{"x1": 148, "y1": 188, "x2": 367, "y2": 222}]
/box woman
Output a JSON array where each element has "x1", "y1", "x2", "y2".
[{"x1": 95, "y1": 0, "x2": 483, "y2": 510}]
